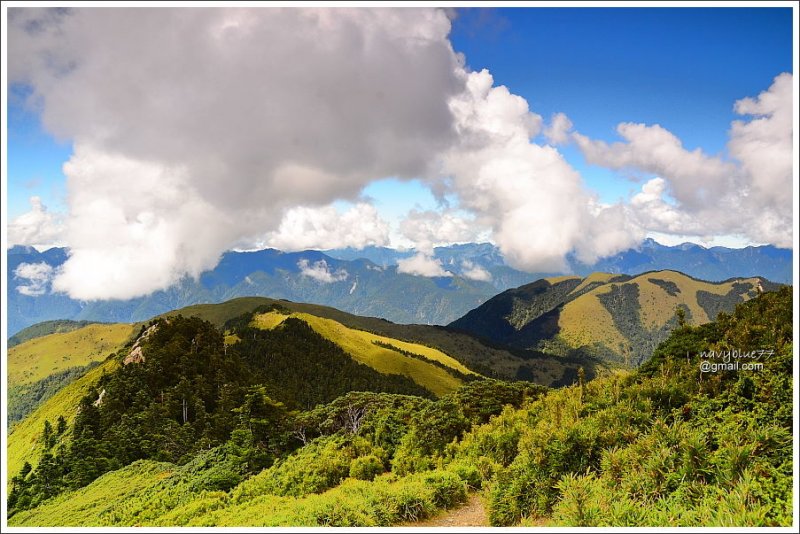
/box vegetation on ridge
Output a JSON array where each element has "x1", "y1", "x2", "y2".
[{"x1": 8, "y1": 285, "x2": 793, "y2": 527}]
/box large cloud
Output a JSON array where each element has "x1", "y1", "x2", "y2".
[
  {"x1": 440, "y1": 69, "x2": 642, "y2": 272},
  {"x1": 574, "y1": 73, "x2": 793, "y2": 247},
  {"x1": 15, "y1": 8, "x2": 779, "y2": 300},
  {"x1": 8, "y1": 7, "x2": 465, "y2": 299}
]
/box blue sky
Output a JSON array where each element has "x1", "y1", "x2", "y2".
[
  {"x1": 6, "y1": 6, "x2": 795, "y2": 247},
  {"x1": 448, "y1": 7, "x2": 793, "y2": 204}
]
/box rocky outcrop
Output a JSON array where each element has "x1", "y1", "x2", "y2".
[{"x1": 123, "y1": 323, "x2": 160, "y2": 365}]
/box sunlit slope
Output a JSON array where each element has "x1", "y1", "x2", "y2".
[
  {"x1": 8, "y1": 323, "x2": 134, "y2": 387},
  {"x1": 8, "y1": 358, "x2": 119, "y2": 478},
  {"x1": 7, "y1": 460, "x2": 176, "y2": 527},
  {"x1": 9, "y1": 320, "x2": 99, "y2": 348},
  {"x1": 160, "y1": 296, "x2": 585, "y2": 387},
  {"x1": 7, "y1": 456, "x2": 463, "y2": 527},
  {"x1": 252, "y1": 311, "x2": 473, "y2": 396},
  {"x1": 452, "y1": 270, "x2": 775, "y2": 366}
]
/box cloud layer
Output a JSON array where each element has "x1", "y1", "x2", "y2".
[
  {"x1": 7, "y1": 8, "x2": 793, "y2": 297},
  {"x1": 574, "y1": 72, "x2": 794, "y2": 248},
  {"x1": 9, "y1": 7, "x2": 463, "y2": 299},
  {"x1": 264, "y1": 203, "x2": 390, "y2": 252}
]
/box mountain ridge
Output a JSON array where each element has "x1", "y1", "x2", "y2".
[
  {"x1": 449, "y1": 269, "x2": 782, "y2": 367},
  {"x1": 7, "y1": 240, "x2": 791, "y2": 336}
]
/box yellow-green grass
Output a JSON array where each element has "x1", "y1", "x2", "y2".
[
  {"x1": 8, "y1": 358, "x2": 119, "y2": 479},
  {"x1": 8, "y1": 323, "x2": 134, "y2": 387},
  {"x1": 543, "y1": 275, "x2": 580, "y2": 284},
  {"x1": 631, "y1": 271, "x2": 760, "y2": 325},
  {"x1": 557, "y1": 272, "x2": 761, "y2": 363},
  {"x1": 568, "y1": 272, "x2": 619, "y2": 296},
  {"x1": 7, "y1": 460, "x2": 178, "y2": 527},
  {"x1": 158, "y1": 297, "x2": 277, "y2": 328},
  {"x1": 252, "y1": 311, "x2": 291, "y2": 330},
  {"x1": 9, "y1": 459, "x2": 466, "y2": 527},
  {"x1": 252, "y1": 312, "x2": 471, "y2": 396},
  {"x1": 558, "y1": 285, "x2": 630, "y2": 357}
]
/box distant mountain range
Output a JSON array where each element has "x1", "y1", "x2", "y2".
[
  {"x1": 326, "y1": 239, "x2": 793, "y2": 285},
  {"x1": 6, "y1": 239, "x2": 792, "y2": 336}
]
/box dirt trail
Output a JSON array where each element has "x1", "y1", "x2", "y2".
[{"x1": 401, "y1": 493, "x2": 488, "y2": 527}]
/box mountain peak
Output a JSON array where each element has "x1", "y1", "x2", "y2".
[{"x1": 7, "y1": 245, "x2": 40, "y2": 256}]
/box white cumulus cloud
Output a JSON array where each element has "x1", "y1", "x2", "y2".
[
  {"x1": 14, "y1": 262, "x2": 55, "y2": 296},
  {"x1": 264, "y1": 203, "x2": 390, "y2": 252},
  {"x1": 574, "y1": 72, "x2": 793, "y2": 248},
  {"x1": 439, "y1": 69, "x2": 642, "y2": 273},
  {"x1": 543, "y1": 112, "x2": 573, "y2": 145},
  {"x1": 8, "y1": 196, "x2": 65, "y2": 249},
  {"x1": 397, "y1": 253, "x2": 451, "y2": 277},
  {"x1": 8, "y1": 7, "x2": 464, "y2": 299},
  {"x1": 460, "y1": 260, "x2": 492, "y2": 282},
  {"x1": 297, "y1": 259, "x2": 349, "y2": 283}
]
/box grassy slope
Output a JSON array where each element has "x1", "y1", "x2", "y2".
[
  {"x1": 8, "y1": 459, "x2": 465, "y2": 527},
  {"x1": 567, "y1": 272, "x2": 619, "y2": 296},
  {"x1": 8, "y1": 320, "x2": 99, "y2": 348},
  {"x1": 557, "y1": 284, "x2": 629, "y2": 354},
  {"x1": 551, "y1": 271, "x2": 762, "y2": 359},
  {"x1": 164, "y1": 296, "x2": 571, "y2": 386},
  {"x1": 543, "y1": 275, "x2": 580, "y2": 284},
  {"x1": 252, "y1": 311, "x2": 468, "y2": 396},
  {"x1": 8, "y1": 324, "x2": 134, "y2": 387},
  {"x1": 7, "y1": 358, "x2": 120, "y2": 478},
  {"x1": 633, "y1": 271, "x2": 759, "y2": 325},
  {"x1": 7, "y1": 460, "x2": 177, "y2": 527}
]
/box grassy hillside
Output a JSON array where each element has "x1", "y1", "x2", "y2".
[
  {"x1": 10, "y1": 286, "x2": 792, "y2": 527},
  {"x1": 163, "y1": 296, "x2": 590, "y2": 387},
  {"x1": 8, "y1": 320, "x2": 100, "y2": 348},
  {"x1": 451, "y1": 271, "x2": 776, "y2": 366},
  {"x1": 7, "y1": 323, "x2": 135, "y2": 387},
  {"x1": 251, "y1": 311, "x2": 475, "y2": 396},
  {"x1": 7, "y1": 358, "x2": 120, "y2": 478}
]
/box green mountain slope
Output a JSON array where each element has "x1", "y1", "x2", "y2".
[
  {"x1": 9, "y1": 286, "x2": 793, "y2": 527},
  {"x1": 8, "y1": 323, "x2": 135, "y2": 387},
  {"x1": 159, "y1": 295, "x2": 594, "y2": 386},
  {"x1": 4, "y1": 295, "x2": 589, "y2": 499},
  {"x1": 250, "y1": 310, "x2": 474, "y2": 396},
  {"x1": 8, "y1": 320, "x2": 103, "y2": 348},
  {"x1": 450, "y1": 271, "x2": 780, "y2": 366},
  {"x1": 7, "y1": 323, "x2": 137, "y2": 430},
  {"x1": 8, "y1": 358, "x2": 120, "y2": 479}
]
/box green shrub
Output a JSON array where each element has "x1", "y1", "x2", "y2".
[{"x1": 349, "y1": 455, "x2": 384, "y2": 481}]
